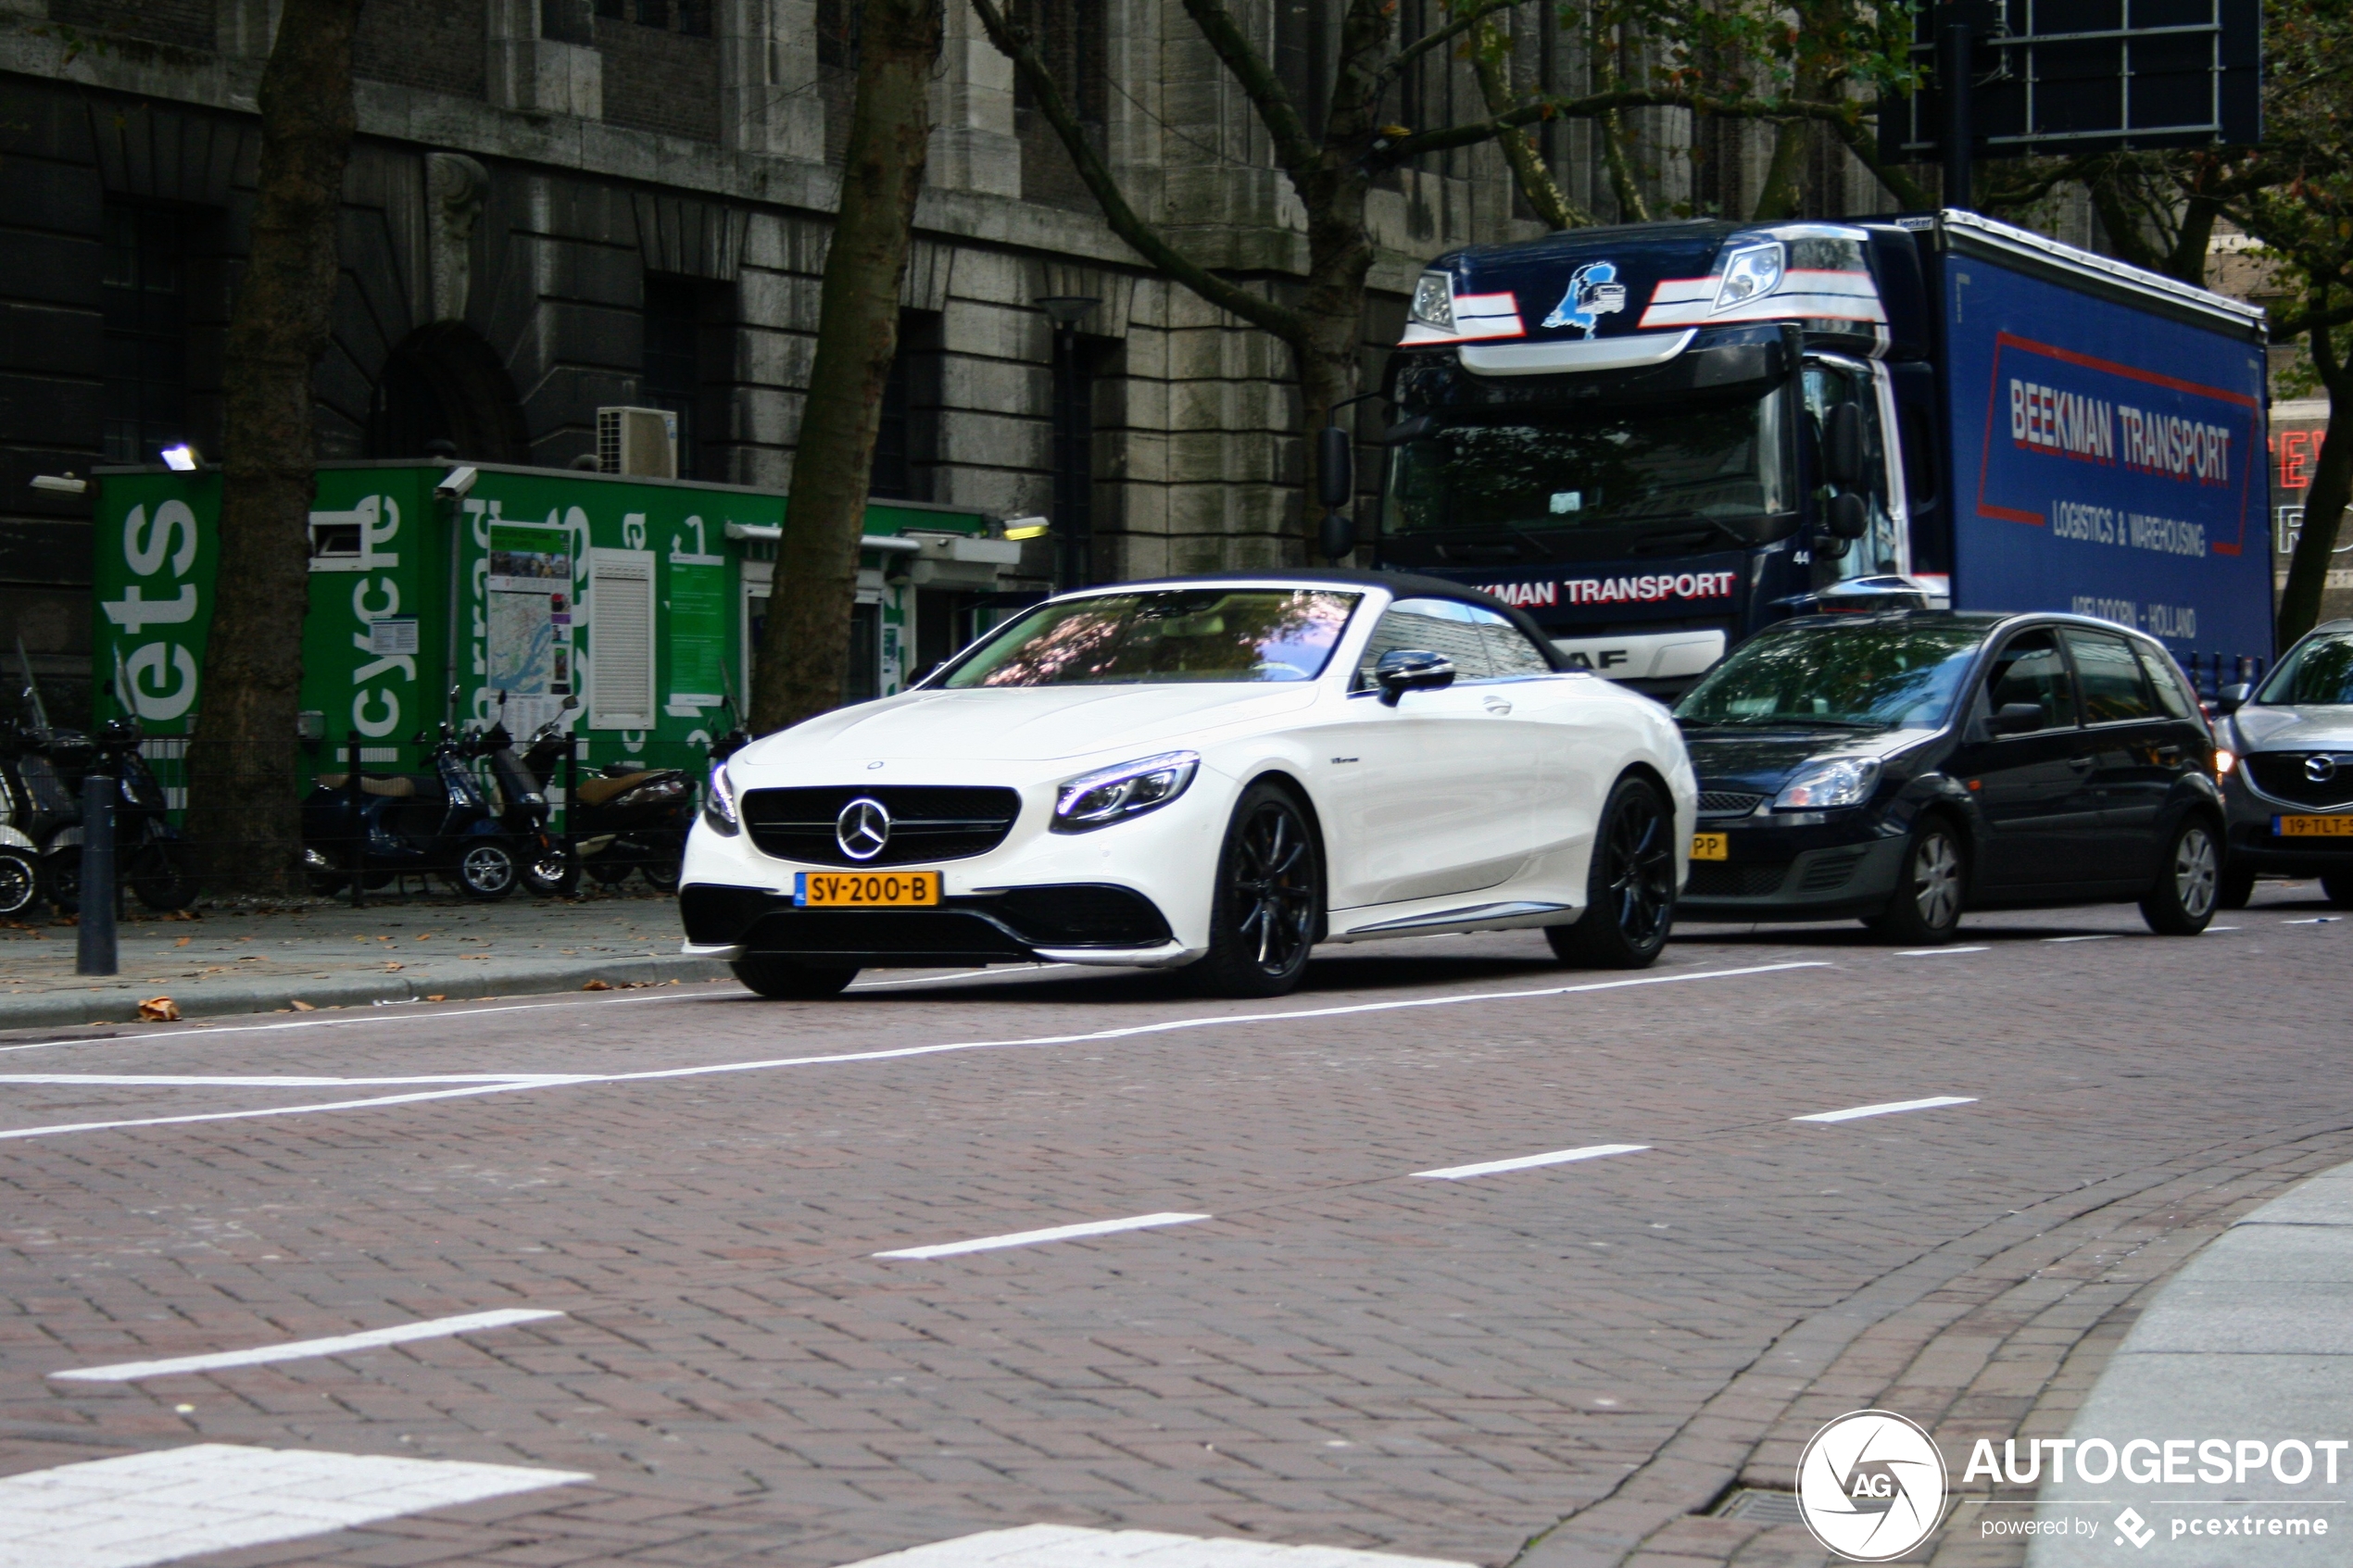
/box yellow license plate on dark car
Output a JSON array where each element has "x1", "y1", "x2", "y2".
[
  {"x1": 2276, "y1": 815, "x2": 2353, "y2": 838},
  {"x1": 795, "y1": 871, "x2": 941, "y2": 907},
  {"x1": 1692, "y1": 832, "x2": 1730, "y2": 861}
]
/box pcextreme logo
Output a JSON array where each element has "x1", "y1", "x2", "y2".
[{"x1": 1796, "y1": 1410, "x2": 1950, "y2": 1562}]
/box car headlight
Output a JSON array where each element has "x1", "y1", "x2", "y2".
[
  {"x1": 702, "y1": 759, "x2": 741, "y2": 835},
  {"x1": 2214, "y1": 746, "x2": 2236, "y2": 776},
  {"x1": 1053, "y1": 750, "x2": 1200, "y2": 832},
  {"x1": 1773, "y1": 757, "x2": 1881, "y2": 810}
]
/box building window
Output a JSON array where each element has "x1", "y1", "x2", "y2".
[
  {"x1": 596, "y1": 0, "x2": 707, "y2": 29},
  {"x1": 1052, "y1": 333, "x2": 1105, "y2": 588},
  {"x1": 1275, "y1": 0, "x2": 1331, "y2": 143},
  {"x1": 868, "y1": 309, "x2": 940, "y2": 502},
  {"x1": 642, "y1": 274, "x2": 731, "y2": 481},
  {"x1": 102, "y1": 203, "x2": 190, "y2": 468}
]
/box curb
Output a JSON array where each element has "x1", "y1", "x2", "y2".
[{"x1": 0, "y1": 953, "x2": 736, "y2": 1032}]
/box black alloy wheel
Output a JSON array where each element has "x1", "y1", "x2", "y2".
[
  {"x1": 1865, "y1": 818, "x2": 1967, "y2": 946},
  {"x1": 731, "y1": 954, "x2": 859, "y2": 999},
  {"x1": 128, "y1": 840, "x2": 197, "y2": 911},
  {"x1": 453, "y1": 840, "x2": 518, "y2": 901},
  {"x1": 2140, "y1": 815, "x2": 2220, "y2": 935},
  {"x1": 1189, "y1": 783, "x2": 1321, "y2": 997},
  {"x1": 1548, "y1": 773, "x2": 1676, "y2": 969},
  {"x1": 522, "y1": 839, "x2": 581, "y2": 898},
  {"x1": 0, "y1": 848, "x2": 35, "y2": 917},
  {"x1": 42, "y1": 847, "x2": 81, "y2": 916}
]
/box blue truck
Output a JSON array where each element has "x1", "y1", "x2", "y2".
[{"x1": 1377, "y1": 209, "x2": 2274, "y2": 695}]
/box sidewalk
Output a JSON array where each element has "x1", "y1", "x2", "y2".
[
  {"x1": 2025, "y1": 1160, "x2": 2353, "y2": 1565},
  {"x1": 0, "y1": 887, "x2": 731, "y2": 1030}
]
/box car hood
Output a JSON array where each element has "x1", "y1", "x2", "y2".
[
  {"x1": 736, "y1": 683, "x2": 1324, "y2": 770},
  {"x1": 1680, "y1": 725, "x2": 1937, "y2": 789},
  {"x1": 2228, "y1": 704, "x2": 2353, "y2": 752}
]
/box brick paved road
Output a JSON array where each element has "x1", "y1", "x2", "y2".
[{"x1": 0, "y1": 889, "x2": 2347, "y2": 1567}]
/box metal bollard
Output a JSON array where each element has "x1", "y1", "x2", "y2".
[
  {"x1": 76, "y1": 770, "x2": 118, "y2": 976},
  {"x1": 347, "y1": 730, "x2": 366, "y2": 909}
]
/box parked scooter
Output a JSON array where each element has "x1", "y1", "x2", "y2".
[
  {"x1": 518, "y1": 699, "x2": 698, "y2": 892},
  {"x1": 302, "y1": 709, "x2": 522, "y2": 900},
  {"x1": 7, "y1": 636, "x2": 94, "y2": 913},
  {"x1": 473, "y1": 694, "x2": 576, "y2": 898}
]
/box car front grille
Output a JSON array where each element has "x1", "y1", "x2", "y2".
[
  {"x1": 1686, "y1": 862, "x2": 1788, "y2": 898},
  {"x1": 741, "y1": 785, "x2": 1024, "y2": 866},
  {"x1": 1697, "y1": 790, "x2": 1767, "y2": 818},
  {"x1": 2246, "y1": 753, "x2": 2353, "y2": 809}
]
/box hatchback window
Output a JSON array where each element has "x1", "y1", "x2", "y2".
[
  {"x1": 2254, "y1": 632, "x2": 2353, "y2": 705},
  {"x1": 1984, "y1": 630, "x2": 2077, "y2": 728},
  {"x1": 945, "y1": 589, "x2": 1361, "y2": 687},
  {"x1": 2064, "y1": 629, "x2": 2158, "y2": 723},
  {"x1": 1676, "y1": 620, "x2": 1985, "y2": 729},
  {"x1": 2135, "y1": 644, "x2": 2200, "y2": 721}
]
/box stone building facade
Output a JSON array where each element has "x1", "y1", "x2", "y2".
[{"x1": 0, "y1": 0, "x2": 1908, "y2": 717}]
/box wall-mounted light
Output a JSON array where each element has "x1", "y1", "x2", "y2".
[
  {"x1": 160, "y1": 444, "x2": 200, "y2": 471},
  {"x1": 1002, "y1": 516, "x2": 1051, "y2": 542},
  {"x1": 30, "y1": 473, "x2": 87, "y2": 495}
]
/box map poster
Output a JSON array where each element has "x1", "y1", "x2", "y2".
[
  {"x1": 489, "y1": 591, "x2": 556, "y2": 700},
  {"x1": 488, "y1": 523, "x2": 572, "y2": 593},
  {"x1": 669, "y1": 560, "x2": 726, "y2": 706}
]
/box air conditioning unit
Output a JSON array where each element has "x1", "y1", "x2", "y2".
[{"x1": 596, "y1": 407, "x2": 678, "y2": 478}]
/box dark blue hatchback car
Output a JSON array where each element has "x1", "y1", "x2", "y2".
[{"x1": 1672, "y1": 611, "x2": 2223, "y2": 943}]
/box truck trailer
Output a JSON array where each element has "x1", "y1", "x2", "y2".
[{"x1": 1376, "y1": 208, "x2": 2273, "y2": 694}]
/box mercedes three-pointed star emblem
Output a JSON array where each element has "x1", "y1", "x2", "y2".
[{"x1": 836, "y1": 797, "x2": 892, "y2": 860}]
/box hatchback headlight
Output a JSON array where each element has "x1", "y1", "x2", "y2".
[
  {"x1": 1053, "y1": 750, "x2": 1200, "y2": 832},
  {"x1": 702, "y1": 760, "x2": 740, "y2": 835},
  {"x1": 1773, "y1": 757, "x2": 1881, "y2": 810}
]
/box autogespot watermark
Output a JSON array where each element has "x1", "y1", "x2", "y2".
[{"x1": 1793, "y1": 1411, "x2": 2345, "y2": 1561}]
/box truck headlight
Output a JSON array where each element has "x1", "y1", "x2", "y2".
[
  {"x1": 1773, "y1": 757, "x2": 1881, "y2": 810},
  {"x1": 702, "y1": 760, "x2": 741, "y2": 835},
  {"x1": 1053, "y1": 750, "x2": 1200, "y2": 832},
  {"x1": 1410, "y1": 270, "x2": 1455, "y2": 332}
]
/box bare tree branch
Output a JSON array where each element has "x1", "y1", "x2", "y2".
[
  {"x1": 1380, "y1": 0, "x2": 1542, "y2": 89},
  {"x1": 1175, "y1": 0, "x2": 1320, "y2": 176},
  {"x1": 1470, "y1": 15, "x2": 1590, "y2": 228}
]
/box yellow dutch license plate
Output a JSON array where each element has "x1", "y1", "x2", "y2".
[
  {"x1": 2276, "y1": 815, "x2": 2353, "y2": 838},
  {"x1": 795, "y1": 870, "x2": 942, "y2": 907},
  {"x1": 1691, "y1": 832, "x2": 1730, "y2": 861}
]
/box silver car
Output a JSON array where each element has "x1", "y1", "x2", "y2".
[{"x1": 2216, "y1": 618, "x2": 2353, "y2": 908}]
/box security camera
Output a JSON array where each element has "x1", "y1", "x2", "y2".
[{"x1": 435, "y1": 465, "x2": 479, "y2": 499}]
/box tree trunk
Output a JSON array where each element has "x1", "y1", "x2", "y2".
[
  {"x1": 186, "y1": 0, "x2": 361, "y2": 897},
  {"x1": 2278, "y1": 331, "x2": 2353, "y2": 650},
  {"x1": 749, "y1": 0, "x2": 942, "y2": 734}
]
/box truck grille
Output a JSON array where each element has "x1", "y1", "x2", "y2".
[
  {"x1": 2246, "y1": 753, "x2": 2353, "y2": 809},
  {"x1": 741, "y1": 785, "x2": 1024, "y2": 866}
]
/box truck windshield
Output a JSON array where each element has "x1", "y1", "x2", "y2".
[
  {"x1": 1676, "y1": 621, "x2": 1987, "y2": 730},
  {"x1": 1381, "y1": 392, "x2": 1792, "y2": 547},
  {"x1": 2254, "y1": 633, "x2": 2353, "y2": 706}
]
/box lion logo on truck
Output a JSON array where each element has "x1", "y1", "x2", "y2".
[{"x1": 1542, "y1": 260, "x2": 1628, "y2": 337}]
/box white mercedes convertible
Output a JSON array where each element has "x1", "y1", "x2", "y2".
[{"x1": 681, "y1": 572, "x2": 1696, "y2": 998}]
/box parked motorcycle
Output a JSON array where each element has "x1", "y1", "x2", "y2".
[
  {"x1": 302, "y1": 716, "x2": 522, "y2": 900},
  {"x1": 518, "y1": 704, "x2": 697, "y2": 892},
  {"x1": 7, "y1": 636, "x2": 93, "y2": 914},
  {"x1": 473, "y1": 695, "x2": 576, "y2": 898}
]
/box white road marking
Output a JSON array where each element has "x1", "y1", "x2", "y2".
[
  {"x1": 875, "y1": 1212, "x2": 1209, "y2": 1261},
  {"x1": 2043, "y1": 934, "x2": 2119, "y2": 943},
  {"x1": 2284, "y1": 917, "x2": 2343, "y2": 925},
  {"x1": 0, "y1": 986, "x2": 717, "y2": 1056},
  {"x1": 49, "y1": 1308, "x2": 564, "y2": 1384},
  {"x1": 1413, "y1": 1143, "x2": 1649, "y2": 1180},
  {"x1": 1895, "y1": 946, "x2": 1988, "y2": 956},
  {"x1": 848, "y1": 963, "x2": 1078, "y2": 990},
  {"x1": 833, "y1": 1523, "x2": 1475, "y2": 1567},
  {"x1": 0, "y1": 1442, "x2": 587, "y2": 1568},
  {"x1": 0, "y1": 1073, "x2": 587, "y2": 1089},
  {"x1": 0, "y1": 960, "x2": 1829, "y2": 1143},
  {"x1": 1793, "y1": 1096, "x2": 1977, "y2": 1123}
]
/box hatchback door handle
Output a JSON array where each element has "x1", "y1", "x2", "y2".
[
  {"x1": 1482, "y1": 697, "x2": 1514, "y2": 715},
  {"x1": 2066, "y1": 756, "x2": 2095, "y2": 770}
]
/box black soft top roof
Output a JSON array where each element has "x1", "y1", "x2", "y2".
[{"x1": 1097, "y1": 570, "x2": 1573, "y2": 671}]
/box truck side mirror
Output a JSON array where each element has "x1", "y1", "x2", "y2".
[
  {"x1": 1989, "y1": 702, "x2": 2046, "y2": 735},
  {"x1": 1315, "y1": 424, "x2": 1353, "y2": 509},
  {"x1": 1824, "y1": 492, "x2": 1869, "y2": 539},
  {"x1": 1823, "y1": 402, "x2": 1866, "y2": 490}
]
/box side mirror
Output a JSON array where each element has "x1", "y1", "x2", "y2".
[
  {"x1": 1315, "y1": 424, "x2": 1353, "y2": 509},
  {"x1": 1824, "y1": 491, "x2": 1869, "y2": 539},
  {"x1": 2216, "y1": 682, "x2": 2251, "y2": 714},
  {"x1": 1823, "y1": 402, "x2": 1866, "y2": 490},
  {"x1": 1989, "y1": 702, "x2": 2046, "y2": 735},
  {"x1": 1319, "y1": 508, "x2": 1357, "y2": 563},
  {"x1": 1374, "y1": 648, "x2": 1455, "y2": 707}
]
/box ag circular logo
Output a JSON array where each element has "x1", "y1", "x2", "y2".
[
  {"x1": 1795, "y1": 1410, "x2": 1948, "y2": 1562},
  {"x1": 835, "y1": 797, "x2": 891, "y2": 861}
]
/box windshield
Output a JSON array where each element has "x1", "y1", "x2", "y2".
[
  {"x1": 943, "y1": 589, "x2": 1361, "y2": 688},
  {"x1": 1676, "y1": 620, "x2": 1987, "y2": 729},
  {"x1": 1381, "y1": 390, "x2": 1792, "y2": 545},
  {"x1": 2255, "y1": 633, "x2": 2353, "y2": 705}
]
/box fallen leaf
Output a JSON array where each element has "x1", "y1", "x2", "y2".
[
  {"x1": 174, "y1": 935, "x2": 192, "y2": 947},
  {"x1": 383, "y1": 961, "x2": 404, "y2": 972},
  {"x1": 581, "y1": 979, "x2": 612, "y2": 991},
  {"x1": 424, "y1": 994, "x2": 446, "y2": 1002},
  {"x1": 164, "y1": 909, "x2": 196, "y2": 922},
  {"x1": 289, "y1": 998, "x2": 317, "y2": 1011},
  {"x1": 138, "y1": 997, "x2": 182, "y2": 1022}
]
